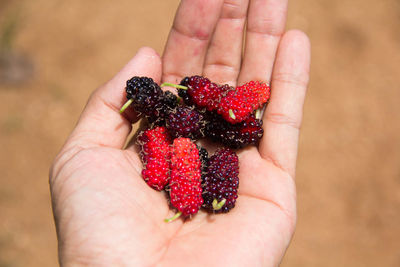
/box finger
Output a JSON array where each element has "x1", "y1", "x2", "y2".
[
  {"x1": 162, "y1": 0, "x2": 224, "y2": 83},
  {"x1": 259, "y1": 30, "x2": 311, "y2": 177},
  {"x1": 238, "y1": 0, "x2": 288, "y2": 84},
  {"x1": 202, "y1": 0, "x2": 249, "y2": 86},
  {"x1": 65, "y1": 47, "x2": 162, "y2": 150}
]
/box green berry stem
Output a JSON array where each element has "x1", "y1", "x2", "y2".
[
  {"x1": 255, "y1": 108, "x2": 262, "y2": 120},
  {"x1": 119, "y1": 99, "x2": 133, "y2": 114},
  {"x1": 212, "y1": 199, "x2": 218, "y2": 208},
  {"x1": 161, "y1": 82, "x2": 187, "y2": 90},
  {"x1": 164, "y1": 211, "x2": 182, "y2": 223},
  {"x1": 228, "y1": 109, "x2": 236, "y2": 120},
  {"x1": 212, "y1": 198, "x2": 226, "y2": 211}
]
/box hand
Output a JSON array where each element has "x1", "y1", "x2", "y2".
[{"x1": 49, "y1": 0, "x2": 310, "y2": 266}]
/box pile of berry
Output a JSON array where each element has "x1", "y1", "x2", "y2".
[{"x1": 120, "y1": 76, "x2": 270, "y2": 222}]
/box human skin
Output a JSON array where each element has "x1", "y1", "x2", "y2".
[{"x1": 49, "y1": 0, "x2": 311, "y2": 266}]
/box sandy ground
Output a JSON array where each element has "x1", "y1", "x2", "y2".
[{"x1": 0, "y1": 0, "x2": 399, "y2": 266}]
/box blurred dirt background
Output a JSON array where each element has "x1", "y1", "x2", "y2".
[{"x1": 0, "y1": 0, "x2": 399, "y2": 266}]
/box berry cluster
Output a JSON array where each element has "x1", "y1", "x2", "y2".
[
  {"x1": 120, "y1": 75, "x2": 270, "y2": 222},
  {"x1": 178, "y1": 76, "x2": 270, "y2": 123}
]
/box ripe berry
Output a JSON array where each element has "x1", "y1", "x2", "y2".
[
  {"x1": 120, "y1": 77, "x2": 164, "y2": 117},
  {"x1": 177, "y1": 76, "x2": 230, "y2": 112},
  {"x1": 137, "y1": 126, "x2": 171, "y2": 191},
  {"x1": 205, "y1": 112, "x2": 264, "y2": 149},
  {"x1": 166, "y1": 138, "x2": 203, "y2": 222},
  {"x1": 202, "y1": 148, "x2": 239, "y2": 213},
  {"x1": 165, "y1": 106, "x2": 206, "y2": 140},
  {"x1": 162, "y1": 91, "x2": 179, "y2": 109},
  {"x1": 217, "y1": 81, "x2": 270, "y2": 123},
  {"x1": 148, "y1": 90, "x2": 179, "y2": 125}
]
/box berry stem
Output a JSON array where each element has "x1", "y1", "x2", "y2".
[
  {"x1": 161, "y1": 82, "x2": 187, "y2": 90},
  {"x1": 255, "y1": 108, "x2": 262, "y2": 120},
  {"x1": 212, "y1": 198, "x2": 226, "y2": 211},
  {"x1": 228, "y1": 109, "x2": 236, "y2": 120},
  {"x1": 164, "y1": 211, "x2": 182, "y2": 223},
  {"x1": 119, "y1": 99, "x2": 133, "y2": 114}
]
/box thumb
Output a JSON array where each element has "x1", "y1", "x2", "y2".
[{"x1": 64, "y1": 47, "x2": 162, "y2": 150}]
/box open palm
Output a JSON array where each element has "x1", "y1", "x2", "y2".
[{"x1": 50, "y1": 0, "x2": 310, "y2": 266}]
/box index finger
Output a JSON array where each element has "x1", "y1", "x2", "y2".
[{"x1": 63, "y1": 47, "x2": 162, "y2": 150}]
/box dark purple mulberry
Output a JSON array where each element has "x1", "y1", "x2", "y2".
[
  {"x1": 202, "y1": 148, "x2": 239, "y2": 213},
  {"x1": 125, "y1": 76, "x2": 164, "y2": 118},
  {"x1": 165, "y1": 106, "x2": 206, "y2": 140},
  {"x1": 162, "y1": 91, "x2": 179, "y2": 109},
  {"x1": 148, "y1": 90, "x2": 179, "y2": 125},
  {"x1": 178, "y1": 77, "x2": 193, "y2": 106},
  {"x1": 205, "y1": 112, "x2": 263, "y2": 149}
]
